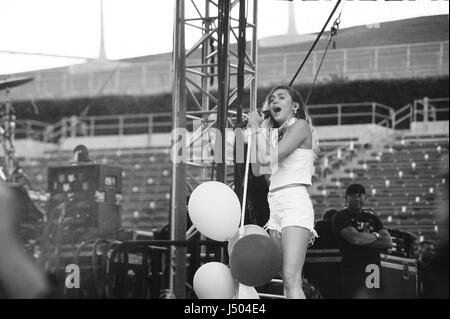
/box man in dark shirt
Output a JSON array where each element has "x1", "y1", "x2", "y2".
[
  {"x1": 312, "y1": 209, "x2": 339, "y2": 249},
  {"x1": 332, "y1": 183, "x2": 393, "y2": 298}
]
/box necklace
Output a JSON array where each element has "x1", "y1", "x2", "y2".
[{"x1": 278, "y1": 117, "x2": 296, "y2": 141}]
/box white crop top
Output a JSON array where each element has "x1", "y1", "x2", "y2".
[{"x1": 269, "y1": 148, "x2": 314, "y2": 191}]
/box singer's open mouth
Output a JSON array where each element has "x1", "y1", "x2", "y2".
[{"x1": 273, "y1": 106, "x2": 281, "y2": 113}]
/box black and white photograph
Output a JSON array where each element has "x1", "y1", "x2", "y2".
[{"x1": 0, "y1": 0, "x2": 448, "y2": 304}]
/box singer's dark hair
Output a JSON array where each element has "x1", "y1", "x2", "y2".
[
  {"x1": 264, "y1": 85, "x2": 308, "y2": 128},
  {"x1": 263, "y1": 85, "x2": 320, "y2": 158}
]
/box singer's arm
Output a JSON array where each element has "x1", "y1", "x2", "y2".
[
  {"x1": 247, "y1": 111, "x2": 274, "y2": 176},
  {"x1": 276, "y1": 120, "x2": 309, "y2": 162},
  {"x1": 251, "y1": 129, "x2": 271, "y2": 177},
  {"x1": 251, "y1": 120, "x2": 309, "y2": 176}
]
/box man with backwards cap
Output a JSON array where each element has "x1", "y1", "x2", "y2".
[{"x1": 332, "y1": 183, "x2": 393, "y2": 298}]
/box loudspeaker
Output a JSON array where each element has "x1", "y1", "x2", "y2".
[{"x1": 47, "y1": 163, "x2": 122, "y2": 242}]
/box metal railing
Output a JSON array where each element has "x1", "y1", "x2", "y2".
[
  {"x1": 14, "y1": 97, "x2": 448, "y2": 142},
  {"x1": 259, "y1": 41, "x2": 449, "y2": 85},
  {"x1": 13, "y1": 119, "x2": 48, "y2": 140},
  {"x1": 393, "y1": 97, "x2": 449, "y2": 129},
  {"x1": 39, "y1": 112, "x2": 173, "y2": 142},
  {"x1": 413, "y1": 97, "x2": 449, "y2": 123},
  {"x1": 392, "y1": 103, "x2": 413, "y2": 129},
  {"x1": 10, "y1": 41, "x2": 448, "y2": 100},
  {"x1": 14, "y1": 101, "x2": 394, "y2": 142},
  {"x1": 307, "y1": 102, "x2": 393, "y2": 128}
]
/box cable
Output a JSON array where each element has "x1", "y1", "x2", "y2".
[
  {"x1": 73, "y1": 239, "x2": 96, "y2": 265},
  {"x1": 304, "y1": 16, "x2": 341, "y2": 106},
  {"x1": 102, "y1": 240, "x2": 121, "y2": 298},
  {"x1": 105, "y1": 242, "x2": 124, "y2": 298},
  {"x1": 91, "y1": 238, "x2": 111, "y2": 297},
  {"x1": 289, "y1": 0, "x2": 342, "y2": 86}
]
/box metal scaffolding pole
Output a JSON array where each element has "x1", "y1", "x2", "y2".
[
  {"x1": 234, "y1": 0, "x2": 250, "y2": 206},
  {"x1": 216, "y1": 0, "x2": 231, "y2": 183},
  {"x1": 170, "y1": 0, "x2": 258, "y2": 298},
  {"x1": 170, "y1": 0, "x2": 187, "y2": 299}
]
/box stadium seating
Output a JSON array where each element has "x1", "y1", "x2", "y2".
[
  {"x1": 311, "y1": 135, "x2": 448, "y2": 242},
  {"x1": 9, "y1": 131, "x2": 448, "y2": 244},
  {"x1": 15, "y1": 147, "x2": 235, "y2": 233}
]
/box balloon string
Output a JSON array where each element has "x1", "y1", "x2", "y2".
[
  {"x1": 240, "y1": 132, "x2": 252, "y2": 229},
  {"x1": 235, "y1": 283, "x2": 241, "y2": 299}
]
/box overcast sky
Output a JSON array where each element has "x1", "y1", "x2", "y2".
[{"x1": 0, "y1": 0, "x2": 448, "y2": 75}]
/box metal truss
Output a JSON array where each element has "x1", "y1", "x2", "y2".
[{"x1": 171, "y1": 0, "x2": 258, "y2": 298}]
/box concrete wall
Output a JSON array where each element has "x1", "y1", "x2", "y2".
[
  {"x1": 58, "y1": 133, "x2": 171, "y2": 151},
  {"x1": 410, "y1": 121, "x2": 449, "y2": 136},
  {"x1": 12, "y1": 139, "x2": 58, "y2": 158}
]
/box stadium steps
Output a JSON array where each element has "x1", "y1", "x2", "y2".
[{"x1": 311, "y1": 135, "x2": 448, "y2": 240}]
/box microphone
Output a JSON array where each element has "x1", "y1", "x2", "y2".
[{"x1": 235, "y1": 110, "x2": 271, "y2": 128}]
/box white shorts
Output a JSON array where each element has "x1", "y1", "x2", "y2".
[{"x1": 265, "y1": 186, "x2": 317, "y2": 244}]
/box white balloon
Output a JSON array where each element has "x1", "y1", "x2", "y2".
[
  {"x1": 236, "y1": 284, "x2": 260, "y2": 299},
  {"x1": 188, "y1": 181, "x2": 241, "y2": 241},
  {"x1": 193, "y1": 262, "x2": 237, "y2": 299}
]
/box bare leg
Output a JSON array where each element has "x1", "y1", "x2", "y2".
[
  {"x1": 268, "y1": 229, "x2": 282, "y2": 254},
  {"x1": 268, "y1": 229, "x2": 283, "y2": 279},
  {"x1": 281, "y1": 226, "x2": 310, "y2": 299}
]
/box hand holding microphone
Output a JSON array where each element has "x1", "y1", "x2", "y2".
[{"x1": 239, "y1": 109, "x2": 271, "y2": 128}]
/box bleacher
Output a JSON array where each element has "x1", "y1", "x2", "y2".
[
  {"x1": 310, "y1": 135, "x2": 449, "y2": 241},
  {"x1": 18, "y1": 147, "x2": 237, "y2": 233},
  {"x1": 19, "y1": 148, "x2": 171, "y2": 231},
  {"x1": 16, "y1": 132, "x2": 448, "y2": 242}
]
